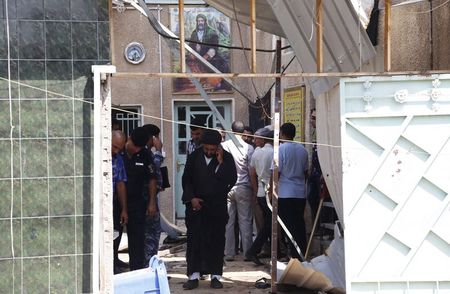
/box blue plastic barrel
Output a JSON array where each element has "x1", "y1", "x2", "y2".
[{"x1": 114, "y1": 256, "x2": 171, "y2": 294}]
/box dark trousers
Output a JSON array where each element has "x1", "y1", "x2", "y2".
[
  {"x1": 127, "y1": 213, "x2": 145, "y2": 271},
  {"x1": 144, "y1": 212, "x2": 161, "y2": 266},
  {"x1": 278, "y1": 198, "x2": 307, "y2": 258},
  {"x1": 246, "y1": 197, "x2": 271, "y2": 256},
  {"x1": 113, "y1": 199, "x2": 122, "y2": 268}
]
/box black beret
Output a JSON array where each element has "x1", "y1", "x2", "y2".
[
  {"x1": 190, "y1": 116, "x2": 206, "y2": 130},
  {"x1": 142, "y1": 124, "x2": 160, "y2": 137},
  {"x1": 201, "y1": 129, "x2": 222, "y2": 145},
  {"x1": 130, "y1": 127, "x2": 150, "y2": 148}
]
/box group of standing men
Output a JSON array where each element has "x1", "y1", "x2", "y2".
[
  {"x1": 111, "y1": 124, "x2": 166, "y2": 273},
  {"x1": 181, "y1": 119, "x2": 312, "y2": 290},
  {"x1": 110, "y1": 115, "x2": 322, "y2": 291}
]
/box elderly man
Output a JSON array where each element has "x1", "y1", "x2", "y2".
[
  {"x1": 112, "y1": 130, "x2": 128, "y2": 273},
  {"x1": 182, "y1": 129, "x2": 237, "y2": 290},
  {"x1": 245, "y1": 127, "x2": 274, "y2": 265}
]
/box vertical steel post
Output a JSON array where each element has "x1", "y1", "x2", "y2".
[
  {"x1": 384, "y1": 0, "x2": 391, "y2": 71},
  {"x1": 316, "y1": 0, "x2": 323, "y2": 73},
  {"x1": 250, "y1": 0, "x2": 257, "y2": 73},
  {"x1": 270, "y1": 38, "x2": 282, "y2": 293},
  {"x1": 178, "y1": 0, "x2": 186, "y2": 73}
]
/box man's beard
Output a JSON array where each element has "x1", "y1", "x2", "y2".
[{"x1": 197, "y1": 24, "x2": 205, "y2": 31}]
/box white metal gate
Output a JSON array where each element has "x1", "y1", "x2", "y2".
[{"x1": 341, "y1": 75, "x2": 450, "y2": 293}]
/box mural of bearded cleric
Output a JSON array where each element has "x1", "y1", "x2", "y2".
[{"x1": 186, "y1": 13, "x2": 231, "y2": 92}]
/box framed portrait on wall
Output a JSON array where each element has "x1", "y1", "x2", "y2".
[{"x1": 170, "y1": 7, "x2": 232, "y2": 94}]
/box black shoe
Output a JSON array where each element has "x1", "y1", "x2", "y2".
[
  {"x1": 245, "y1": 253, "x2": 264, "y2": 266},
  {"x1": 210, "y1": 278, "x2": 223, "y2": 289},
  {"x1": 182, "y1": 279, "x2": 199, "y2": 290}
]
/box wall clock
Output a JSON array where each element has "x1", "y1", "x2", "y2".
[{"x1": 124, "y1": 42, "x2": 146, "y2": 64}]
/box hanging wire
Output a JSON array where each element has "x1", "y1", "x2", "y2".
[
  {"x1": 0, "y1": 76, "x2": 346, "y2": 149},
  {"x1": 398, "y1": 0, "x2": 449, "y2": 14},
  {"x1": 359, "y1": 0, "x2": 363, "y2": 71},
  {"x1": 2, "y1": 75, "x2": 448, "y2": 158},
  {"x1": 5, "y1": 0, "x2": 16, "y2": 291},
  {"x1": 120, "y1": 0, "x2": 291, "y2": 53},
  {"x1": 5, "y1": 0, "x2": 15, "y2": 260},
  {"x1": 231, "y1": 0, "x2": 261, "y2": 98}
]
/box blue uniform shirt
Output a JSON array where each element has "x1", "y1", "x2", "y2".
[
  {"x1": 277, "y1": 142, "x2": 308, "y2": 199},
  {"x1": 112, "y1": 153, "x2": 127, "y2": 189}
]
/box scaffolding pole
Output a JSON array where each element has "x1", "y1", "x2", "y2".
[
  {"x1": 270, "y1": 38, "x2": 282, "y2": 294},
  {"x1": 113, "y1": 70, "x2": 449, "y2": 79},
  {"x1": 250, "y1": 0, "x2": 257, "y2": 73},
  {"x1": 316, "y1": 0, "x2": 323, "y2": 73},
  {"x1": 384, "y1": 0, "x2": 392, "y2": 71},
  {"x1": 178, "y1": 0, "x2": 186, "y2": 73}
]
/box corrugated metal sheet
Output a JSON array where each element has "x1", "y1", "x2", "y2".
[
  {"x1": 205, "y1": 0, "x2": 377, "y2": 97},
  {"x1": 203, "y1": 0, "x2": 285, "y2": 37},
  {"x1": 268, "y1": 0, "x2": 376, "y2": 96}
]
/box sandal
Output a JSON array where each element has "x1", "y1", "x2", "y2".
[{"x1": 255, "y1": 277, "x2": 271, "y2": 289}]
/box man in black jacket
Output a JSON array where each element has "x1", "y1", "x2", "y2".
[{"x1": 124, "y1": 127, "x2": 158, "y2": 270}]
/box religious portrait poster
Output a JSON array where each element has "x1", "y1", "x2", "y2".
[
  {"x1": 170, "y1": 7, "x2": 232, "y2": 94},
  {"x1": 283, "y1": 86, "x2": 306, "y2": 142}
]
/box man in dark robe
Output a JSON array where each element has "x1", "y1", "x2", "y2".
[{"x1": 182, "y1": 129, "x2": 237, "y2": 290}]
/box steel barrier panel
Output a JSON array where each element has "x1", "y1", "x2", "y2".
[{"x1": 341, "y1": 75, "x2": 450, "y2": 293}]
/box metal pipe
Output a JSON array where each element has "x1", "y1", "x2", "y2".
[
  {"x1": 270, "y1": 39, "x2": 282, "y2": 293},
  {"x1": 271, "y1": 113, "x2": 280, "y2": 293},
  {"x1": 384, "y1": 0, "x2": 391, "y2": 71},
  {"x1": 158, "y1": 6, "x2": 164, "y2": 138},
  {"x1": 178, "y1": 0, "x2": 186, "y2": 73},
  {"x1": 250, "y1": 0, "x2": 257, "y2": 73},
  {"x1": 305, "y1": 198, "x2": 324, "y2": 259},
  {"x1": 113, "y1": 69, "x2": 450, "y2": 79},
  {"x1": 429, "y1": 0, "x2": 434, "y2": 70},
  {"x1": 316, "y1": 0, "x2": 323, "y2": 73}
]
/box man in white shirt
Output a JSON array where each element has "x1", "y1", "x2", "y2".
[
  {"x1": 221, "y1": 121, "x2": 254, "y2": 261},
  {"x1": 245, "y1": 127, "x2": 274, "y2": 265}
]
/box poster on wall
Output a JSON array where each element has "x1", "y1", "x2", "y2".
[
  {"x1": 170, "y1": 7, "x2": 232, "y2": 94},
  {"x1": 283, "y1": 86, "x2": 306, "y2": 142}
]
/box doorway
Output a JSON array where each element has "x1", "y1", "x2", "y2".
[{"x1": 173, "y1": 100, "x2": 232, "y2": 218}]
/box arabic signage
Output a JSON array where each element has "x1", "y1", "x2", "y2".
[{"x1": 283, "y1": 86, "x2": 305, "y2": 142}]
